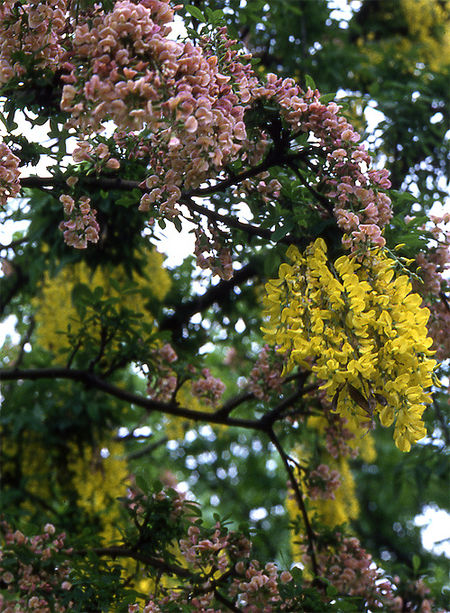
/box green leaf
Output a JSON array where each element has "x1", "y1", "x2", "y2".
[
  {"x1": 271, "y1": 220, "x2": 294, "y2": 242},
  {"x1": 412, "y1": 553, "x2": 421, "y2": 572},
  {"x1": 135, "y1": 475, "x2": 149, "y2": 493},
  {"x1": 320, "y1": 93, "x2": 336, "y2": 104},
  {"x1": 304, "y1": 74, "x2": 316, "y2": 91},
  {"x1": 185, "y1": 5, "x2": 204, "y2": 22},
  {"x1": 71, "y1": 283, "x2": 93, "y2": 318},
  {"x1": 173, "y1": 216, "x2": 182, "y2": 232}
]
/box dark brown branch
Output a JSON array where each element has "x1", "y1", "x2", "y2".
[
  {"x1": 0, "y1": 236, "x2": 28, "y2": 250},
  {"x1": 259, "y1": 371, "x2": 311, "y2": 427},
  {"x1": 19, "y1": 149, "x2": 311, "y2": 198},
  {"x1": 74, "y1": 546, "x2": 193, "y2": 579},
  {"x1": 268, "y1": 429, "x2": 319, "y2": 578},
  {"x1": 20, "y1": 175, "x2": 140, "y2": 192},
  {"x1": 184, "y1": 149, "x2": 312, "y2": 198},
  {"x1": 74, "y1": 546, "x2": 242, "y2": 612},
  {"x1": 289, "y1": 163, "x2": 333, "y2": 214},
  {"x1": 259, "y1": 389, "x2": 304, "y2": 428},
  {"x1": 0, "y1": 367, "x2": 265, "y2": 431},
  {"x1": 181, "y1": 194, "x2": 290, "y2": 244},
  {"x1": 127, "y1": 437, "x2": 168, "y2": 461},
  {"x1": 214, "y1": 391, "x2": 254, "y2": 418},
  {"x1": 160, "y1": 260, "x2": 259, "y2": 335},
  {"x1": 0, "y1": 264, "x2": 27, "y2": 316},
  {"x1": 213, "y1": 589, "x2": 242, "y2": 613},
  {"x1": 21, "y1": 174, "x2": 299, "y2": 245}
]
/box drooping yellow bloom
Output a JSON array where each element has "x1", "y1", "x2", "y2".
[
  {"x1": 34, "y1": 249, "x2": 171, "y2": 358},
  {"x1": 69, "y1": 440, "x2": 129, "y2": 544},
  {"x1": 356, "y1": 0, "x2": 450, "y2": 74},
  {"x1": 263, "y1": 239, "x2": 438, "y2": 451}
]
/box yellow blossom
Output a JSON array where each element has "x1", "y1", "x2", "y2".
[
  {"x1": 262, "y1": 239, "x2": 438, "y2": 451},
  {"x1": 34, "y1": 249, "x2": 171, "y2": 359}
]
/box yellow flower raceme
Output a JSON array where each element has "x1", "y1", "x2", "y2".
[
  {"x1": 69, "y1": 440, "x2": 129, "y2": 545},
  {"x1": 287, "y1": 447, "x2": 359, "y2": 568},
  {"x1": 34, "y1": 249, "x2": 171, "y2": 357},
  {"x1": 357, "y1": 0, "x2": 450, "y2": 74},
  {"x1": 400, "y1": 0, "x2": 450, "y2": 72},
  {"x1": 263, "y1": 239, "x2": 438, "y2": 451}
]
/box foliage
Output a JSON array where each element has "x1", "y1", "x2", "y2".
[{"x1": 0, "y1": 1, "x2": 449, "y2": 612}]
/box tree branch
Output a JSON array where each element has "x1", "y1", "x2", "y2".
[
  {"x1": 20, "y1": 175, "x2": 140, "y2": 192},
  {"x1": 181, "y1": 194, "x2": 293, "y2": 244},
  {"x1": 74, "y1": 546, "x2": 193, "y2": 578},
  {"x1": 127, "y1": 437, "x2": 169, "y2": 461},
  {"x1": 0, "y1": 367, "x2": 266, "y2": 431},
  {"x1": 267, "y1": 428, "x2": 319, "y2": 578},
  {"x1": 184, "y1": 149, "x2": 313, "y2": 198},
  {"x1": 160, "y1": 260, "x2": 259, "y2": 335},
  {"x1": 214, "y1": 391, "x2": 255, "y2": 418},
  {"x1": 19, "y1": 148, "x2": 312, "y2": 198},
  {"x1": 288, "y1": 162, "x2": 334, "y2": 214}
]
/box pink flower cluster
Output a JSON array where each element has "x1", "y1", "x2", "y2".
[
  {"x1": 237, "y1": 171, "x2": 282, "y2": 205},
  {"x1": 59, "y1": 0, "x2": 393, "y2": 255},
  {"x1": 253, "y1": 75, "x2": 393, "y2": 249},
  {"x1": 71, "y1": 139, "x2": 121, "y2": 171},
  {"x1": 324, "y1": 414, "x2": 359, "y2": 459},
  {"x1": 0, "y1": 142, "x2": 21, "y2": 208},
  {"x1": 307, "y1": 463, "x2": 341, "y2": 500},
  {"x1": 397, "y1": 577, "x2": 442, "y2": 613},
  {"x1": 130, "y1": 507, "x2": 298, "y2": 613},
  {"x1": 179, "y1": 522, "x2": 247, "y2": 574},
  {"x1": 58, "y1": 194, "x2": 100, "y2": 248},
  {"x1": 1, "y1": 0, "x2": 395, "y2": 259},
  {"x1": 146, "y1": 342, "x2": 178, "y2": 402},
  {"x1": 145, "y1": 345, "x2": 226, "y2": 407},
  {"x1": 190, "y1": 367, "x2": 226, "y2": 407},
  {"x1": 0, "y1": 521, "x2": 72, "y2": 613},
  {"x1": 316, "y1": 534, "x2": 397, "y2": 610},
  {"x1": 0, "y1": 0, "x2": 67, "y2": 84},
  {"x1": 230, "y1": 560, "x2": 293, "y2": 613},
  {"x1": 248, "y1": 344, "x2": 285, "y2": 401},
  {"x1": 194, "y1": 225, "x2": 233, "y2": 281},
  {"x1": 414, "y1": 213, "x2": 450, "y2": 361},
  {"x1": 60, "y1": 2, "x2": 257, "y2": 220}
]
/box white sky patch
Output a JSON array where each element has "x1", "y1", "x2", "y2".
[
  {"x1": 415, "y1": 506, "x2": 450, "y2": 556},
  {"x1": 328, "y1": 0, "x2": 362, "y2": 27},
  {"x1": 250, "y1": 507, "x2": 268, "y2": 521},
  {"x1": 133, "y1": 426, "x2": 152, "y2": 437}
]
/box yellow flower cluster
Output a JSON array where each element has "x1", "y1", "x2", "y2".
[
  {"x1": 400, "y1": 0, "x2": 450, "y2": 72},
  {"x1": 69, "y1": 440, "x2": 129, "y2": 545},
  {"x1": 357, "y1": 0, "x2": 450, "y2": 74},
  {"x1": 34, "y1": 249, "x2": 171, "y2": 357},
  {"x1": 263, "y1": 239, "x2": 438, "y2": 451}
]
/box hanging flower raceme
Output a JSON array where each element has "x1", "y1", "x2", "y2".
[
  {"x1": 0, "y1": 142, "x2": 21, "y2": 208},
  {"x1": 262, "y1": 239, "x2": 438, "y2": 451}
]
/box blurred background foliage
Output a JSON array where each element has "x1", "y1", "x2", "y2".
[{"x1": 1, "y1": 0, "x2": 449, "y2": 609}]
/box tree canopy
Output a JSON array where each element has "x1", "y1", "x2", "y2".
[{"x1": 0, "y1": 1, "x2": 449, "y2": 611}]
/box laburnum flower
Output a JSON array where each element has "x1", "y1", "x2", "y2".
[
  {"x1": 262, "y1": 239, "x2": 438, "y2": 451},
  {"x1": 0, "y1": 142, "x2": 21, "y2": 207}
]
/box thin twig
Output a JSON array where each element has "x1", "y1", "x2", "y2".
[
  {"x1": 0, "y1": 367, "x2": 266, "y2": 431},
  {"x1": 127, "y1": 437, "x2": 168, "y2": 461},
  {"x1": 213, "y1": 589, "x2": 242, "y2": 613},
  {"x1": 214, "y1": 391, "x2": 254, "y2": 418},
  {"x1": 11, "y1": 317, "x2": 35, "y2": 369},
  {"x1": 267, "y1": 428, "x2": 319, "y2": 578},
  {"x1": 74, "y1": 546, "x2": 193, "y2": 578}
]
